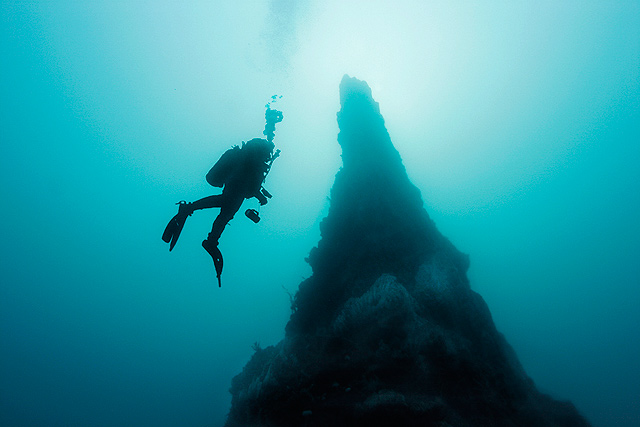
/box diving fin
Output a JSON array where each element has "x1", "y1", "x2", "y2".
[
  {"x1": 162, "y1": 217, "x2": 176, "y2": 244},
  {"x1": 162, "y1": 201, "x2": 191, "y2": 251},
  {"x1": 202, "y1": 239, "x2": 224, "y2": 287}
]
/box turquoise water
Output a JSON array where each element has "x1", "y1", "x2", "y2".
[{"x1": 1, "y1": 2, "x2": 638, "y2": 426}]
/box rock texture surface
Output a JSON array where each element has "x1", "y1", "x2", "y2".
[{"x1": 224, "y1": 75, "x2": 590, "y2": 427}]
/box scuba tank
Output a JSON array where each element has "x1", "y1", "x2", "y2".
[{"x1": 206, "y1": 146, "x2": 241, "y2": 187}]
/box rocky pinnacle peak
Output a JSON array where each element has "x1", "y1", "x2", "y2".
[{"x1": 224, "y1": 76, "x2": 590, "y2": 427}]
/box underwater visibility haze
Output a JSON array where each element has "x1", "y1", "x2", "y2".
[{"x1": 1, "y1": 1, "x2": 639, "y2": 426}]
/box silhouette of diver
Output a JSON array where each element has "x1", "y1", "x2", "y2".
[
  {"x1": 162, "y1": 138, "x2": 279, "y2": 286},
  {"x1": 162, "y1": 138, "x2": 280, "y2": 286},
  {"x1": 163, "y1": 101, "x2": 282, "y2": 286}
]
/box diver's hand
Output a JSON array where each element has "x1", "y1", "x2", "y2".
[{"x1": 257, "y1": 194, "x2": 268, "y2": 205}]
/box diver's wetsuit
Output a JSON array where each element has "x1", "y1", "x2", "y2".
[
  {"x1": 189, "y1": 186, "x2": 245, "y2": 244},
  {"x1": 190, "y1": 147, "x2": 269, "y2": 245}
]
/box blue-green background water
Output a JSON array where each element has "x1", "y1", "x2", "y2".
[{"x1": 1, "y1": 1, "x2": 638, "y2": 426}]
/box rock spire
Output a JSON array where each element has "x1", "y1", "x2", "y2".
[{"x1": 224, "y1": 75, "x2": 590, "y2": 427}]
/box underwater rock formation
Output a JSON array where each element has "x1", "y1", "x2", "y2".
[{"x1": 224, "y1": 75, "x2": 590, "y2": 427}]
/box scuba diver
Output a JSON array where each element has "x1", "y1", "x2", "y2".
[{"x1": 162, "y1": 104, "x2": 282, "y2": 286}]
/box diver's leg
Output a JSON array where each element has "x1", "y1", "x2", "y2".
[
  {"x1": 201, "y1": 195, "x2": 243, "y2": 285},
  {"x1": 175, "y1": 194, "x2": 225, "y2": 219},
  {"x1": 205, "y1": 196, "x2": 244, "y2": 245},
  {"x1": 163, "y1": 194, "x2": 225, "y2": 249},
  {"x1": 189, "y1": 194, "x2": 225, "y2": 212}
]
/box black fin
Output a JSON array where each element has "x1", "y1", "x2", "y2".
[
  {"x1": 202, "y1": 240, "x2": 224, "y2": 287},
  {"x1": 161, "y1": 213, "x2": 186, "y2": 252},
  {"x1": 169, "y1": 214, "x2": 187, "y2": 251},
  {"x1": 163, "y1": 202, "x2": 191, "y2": 251},
  {"x1": 214, "y1": 249, "x2": 223, "y2": 287},
  {"x1": 162, "y1": 216, "x2": 176, "y2": 244}
]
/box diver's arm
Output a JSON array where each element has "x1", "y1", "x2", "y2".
[
  {"x1": 248, "y1": 163, "x2": 270, "y2": 205},
  {"x1": 254, "y1": 190, "x2": 268, "y2": 205},
  {"x1": 246, "y1": 177, "x2": 268, "y2": 205}
]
